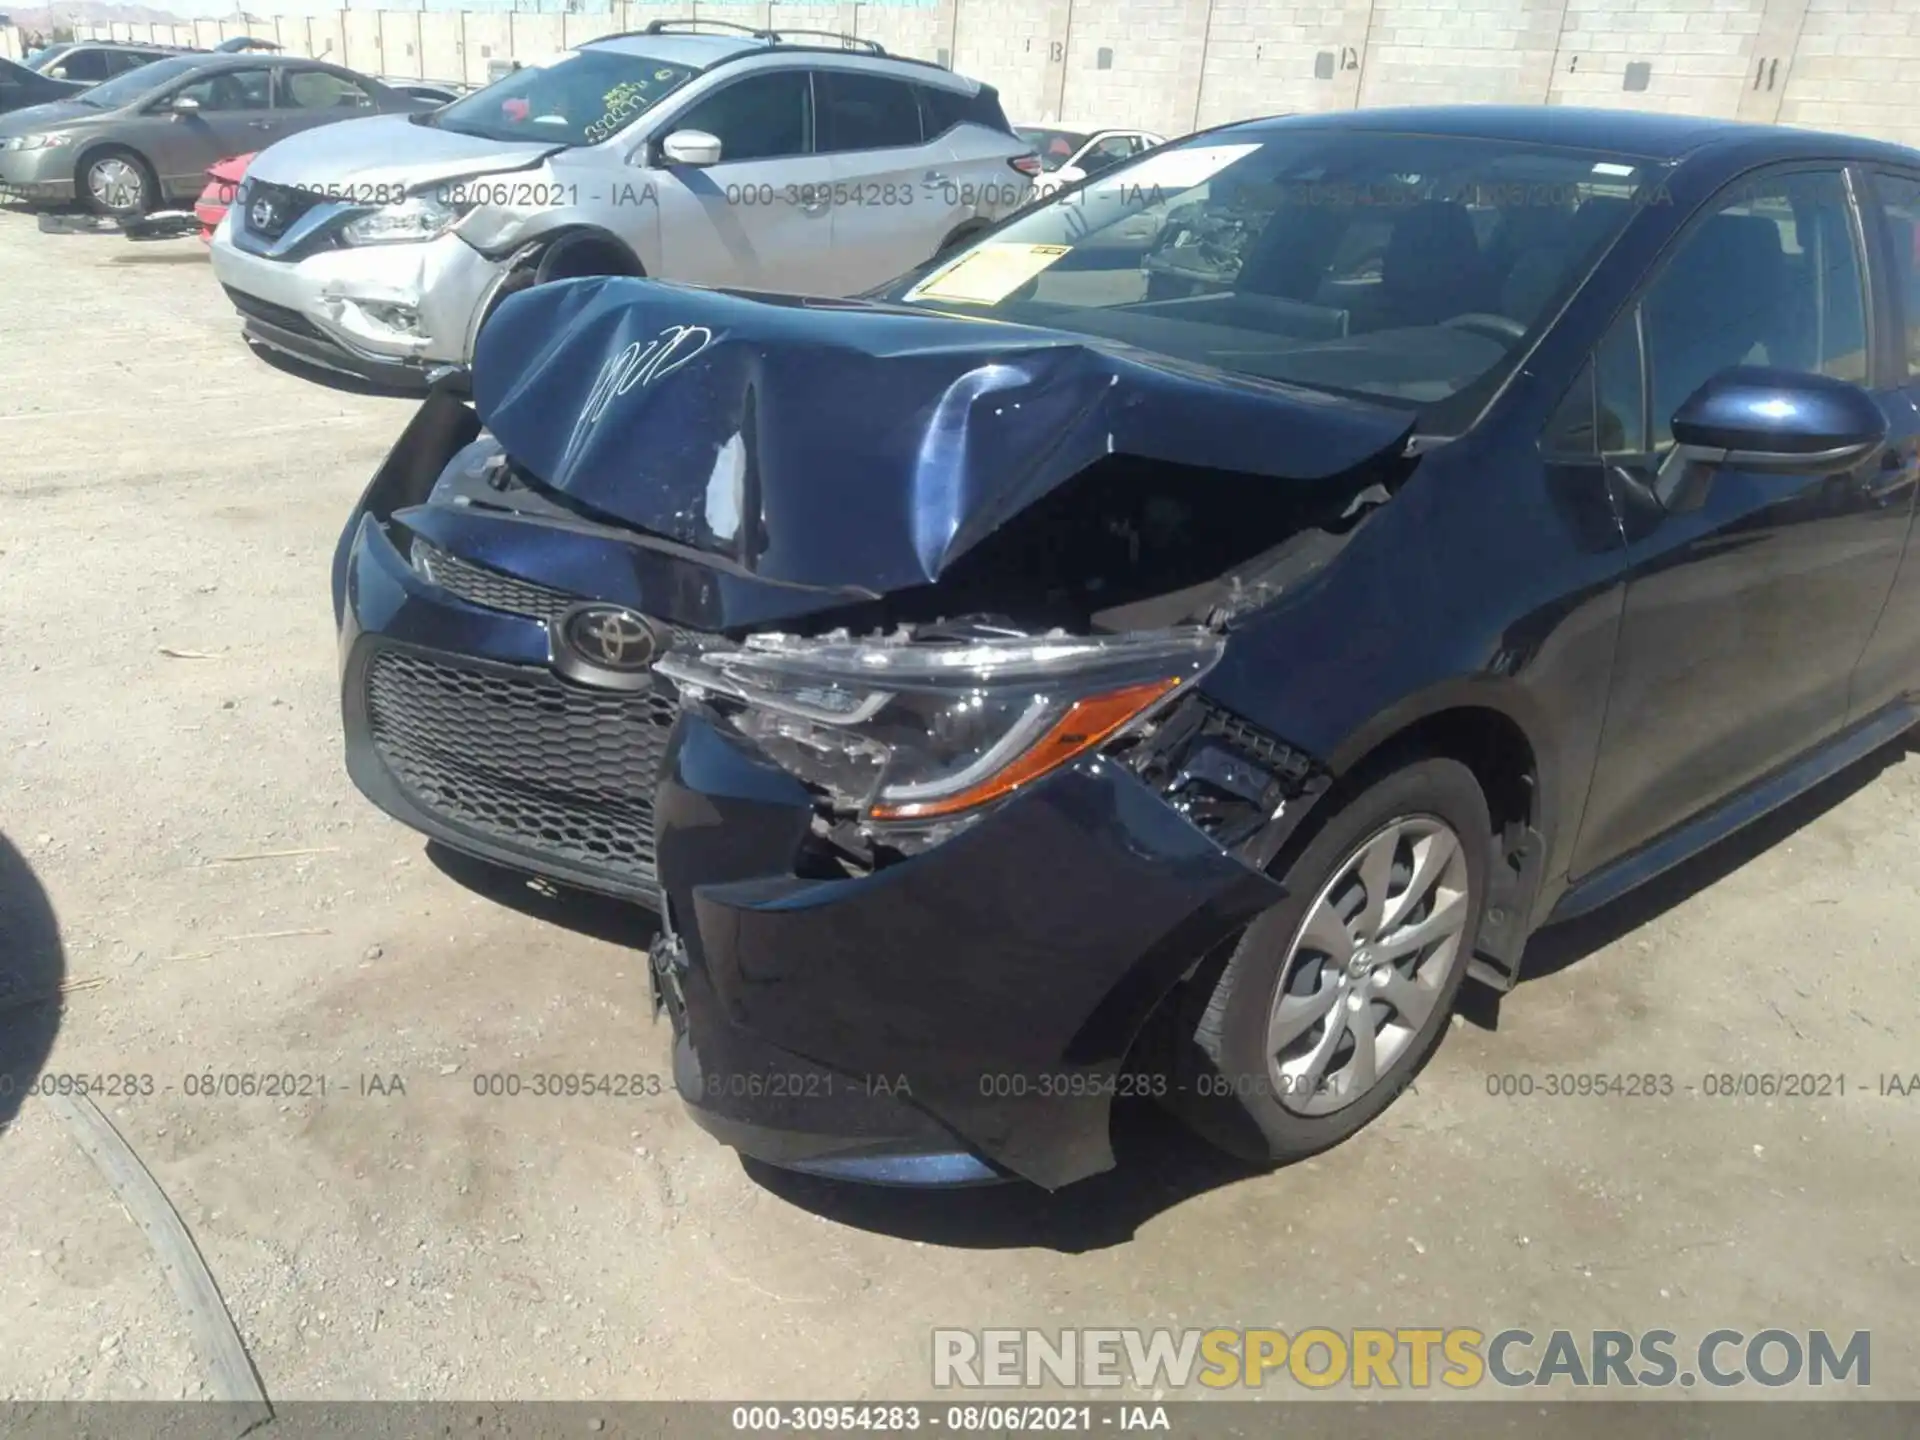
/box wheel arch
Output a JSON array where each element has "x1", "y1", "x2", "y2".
[
  {"x1": 465, "y1": 224, "x2": 647, "y2": 362},
  {"x1": 1317, "y1": 682, "x2": 1557, "y2": 989}
]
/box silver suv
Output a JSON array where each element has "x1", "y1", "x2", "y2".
[{"x1": 208, "y1": 21, "x2": 1037, "y2": 386}]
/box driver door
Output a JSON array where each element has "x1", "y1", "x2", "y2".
[
  {"x1": 645, "y1": 68, "x2": 840, "y2": 295},
  {"x1": 1567, "y1": 165, "x2": 1910, "y2": 877},
  {"x1": 148, "y1": 67, "x2": 275, "y2": 194}
]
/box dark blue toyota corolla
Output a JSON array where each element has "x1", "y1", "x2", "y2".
[{"x1": 332, "y1": 105, "x2": 1920, "y2": 1190}]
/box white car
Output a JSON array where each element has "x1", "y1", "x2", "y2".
[
  {"x1": 208, "y1": 22, "x2": 1036, "y2": 387},
  {"x1": 1016, "y1": 123, "x2": 1166, "y2": 197}
]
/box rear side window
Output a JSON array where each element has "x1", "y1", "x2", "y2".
[
  {"x1": 282, "y1": 69, "x2": 376, "y2": 111},
  {"x1": 105, "y1": 51, "x2": 155, "y2": 77},
  {"x1": 917, "y1": 81, "x2": 1009, "y2": 139},
  {"x1": 815, "y1": 70, "x2": 922, "y2": 153}
]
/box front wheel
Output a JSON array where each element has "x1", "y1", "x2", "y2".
[
  {"x1": 81, "y1": 147, "x2": 158, "y2": 219},
  {"x1": 1167, "y1": 757, "x2": 1491, "y2": 1164}
]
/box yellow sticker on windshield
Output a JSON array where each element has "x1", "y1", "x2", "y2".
[{"x1": 907, "y1": 243, "x2": 1072, "y2": 304}]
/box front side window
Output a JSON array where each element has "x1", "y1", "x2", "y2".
[
  {"x1": 430, "y1": 49, "x2": 698, "y2": 148},
  {"x1": 815, "y1": 70, "x2": 922, "y2": 153},
  {"x1": 104, "y1": 51, "x2": 157, "y2": 77},
  {"x1": 670, "y1": 70, "x2": 809, "y2": 163},
  {"x1": 1871, "y1": 171, "x2": 1920, "y2": 379},
  {"x1": 1640, "y1": 169, "x2": 1866, "y2": 449},
  {"x1": 281, "y1": 68, "x2": 375, "y2": 112},
  {"x1": 890, "y1": 128, "x2": 1661, "y2": 420},
  {"x1": 175, "y1": 67, "x2": 273, "y2": 112}
]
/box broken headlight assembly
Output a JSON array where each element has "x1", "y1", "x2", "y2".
[{"x1": 654, "y1": 626, "x2": 1226, "y2": 851}]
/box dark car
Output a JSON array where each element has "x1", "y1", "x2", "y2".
[
  {"x1": 329, "y1": 106, "x2": 1920, "y2": 1191},
  {"x1": 0, "y1": 56, "x2": 84, "y2": 116},
  {"x1": 0, "y1": 52, "x2": 437, "y2": 217},
  {"x1": 24, "y1": 41, "x2": 187, "y2": 83}
]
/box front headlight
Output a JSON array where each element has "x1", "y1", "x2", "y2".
[
  {"x1": 655, "y1": 626, "x2": 1225, "y2": 830},
  {"x1": 340, "y1": 192, "x2": 465, "y2": 246},
  {"x1": 12, "y1": 132, "x2": 73, "y2": 151}
]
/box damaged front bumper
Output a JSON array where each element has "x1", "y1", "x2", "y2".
[
  {"x1": 334, "y1": 390, "x2": 1311, "y2": 1189},
  {"x1": 211, "y1": 222, "x2": 504, "y2": 386},
  {"x1": 649, "y1": 710, "x2": 1285, "y2": 1189}
]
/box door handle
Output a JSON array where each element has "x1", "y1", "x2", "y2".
[
  {"x1": 800, "y1": 198, "x2": 828, "y2": 216},
  {"x1": 246, "y1": 119, "x2": 273, "y2": 129},
  {"x1": 924, "y1": 170, "x2": 950, "y2": 184}
]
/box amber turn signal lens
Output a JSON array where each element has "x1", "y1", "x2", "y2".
[{"x1": 868, "y1": 676, "x2": 1185, "y2": 822}]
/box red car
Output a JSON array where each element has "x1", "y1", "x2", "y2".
[{"x1": 192, "y1": 152, "x2": 253, "y2": 241}]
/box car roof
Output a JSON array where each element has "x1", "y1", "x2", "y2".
[{"x1": 1219, "y1": 103, "x2": 1914, "y2": 164}]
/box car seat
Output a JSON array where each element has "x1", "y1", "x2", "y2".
[{"x1": 1375, "y1": 200, "x2": 1496, "y2": 327}]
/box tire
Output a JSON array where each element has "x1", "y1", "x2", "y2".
[
  {"x1": 80, "y1": 147, "x2": 158, "y2": 220},
  {"x1": 1165, "y1": 756, "x2": 1491, "y2": 1164}
]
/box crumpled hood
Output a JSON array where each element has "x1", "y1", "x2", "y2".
[
  {"x1": 247, "y1": 112, "x2": 558, "y2": 192},
  {"x1": 473, "y1": 276, "x2": 1416, "y2": 593}
]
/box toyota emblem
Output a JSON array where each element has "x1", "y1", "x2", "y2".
[
  {"x1": 249, "y1": 196, "x2": 276, "y2": 230},
  {"x1": 552, "y1": 604, "x2": 664, "y2": 691}
]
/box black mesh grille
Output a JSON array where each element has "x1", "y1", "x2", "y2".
[
  {"x1": 364, "y1": 648, "x2": 678, "y2": 891},
  {"x1": 223, "y1": 285, "x2": 322, "y2": 339},
  {"x1": 413, "y1": 540, "x2": 579, "y2": 623},
  {"x1": 241, "y1": 179, "x2": 321, "y2": 240}
]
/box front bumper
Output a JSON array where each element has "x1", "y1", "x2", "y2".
[
  {"x1": 335, "y1": 394, "x2": 1290, "y2": 1188},
  {"x1": 653, "y1": 714, "x2": 1284, "y2": 1190},
  {"x1": 209, "y1": 220, "x2": 504, "y2": 384},
  {"x1": 0, "y1": 145, "x2": 75, "y2": 202}
]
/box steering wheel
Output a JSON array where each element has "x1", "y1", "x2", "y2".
[{"x1": 1441, "y1": 312, "x2": 1528, "y2": 342}]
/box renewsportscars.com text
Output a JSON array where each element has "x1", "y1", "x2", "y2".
[{"x1": 932, "y1": 1327, "x2": 1870, "y2": 1391}]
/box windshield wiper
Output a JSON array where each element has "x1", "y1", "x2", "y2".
[{"x1": 409, "y1": 109, "x2": 440, "y2": 127}]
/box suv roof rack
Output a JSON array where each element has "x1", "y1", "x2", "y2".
[
  {"x1": 762, "y1": 28, "x2": 886, "y2": 55},
  {"x1": 584, "y1": 19, "x2": 890, "y2": 57},
  {"x1": 640, "y1": 19, "x2": 774, "y2": 38}
]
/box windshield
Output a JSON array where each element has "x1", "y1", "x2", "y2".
[
  {"x1": 75, "y1": 53, "x2": 200, "y2": 107},
  {"x1": 1017, "y1": 127, "x2": 1090, "y2": 172},
  {"x1": 430, "y1": 49, "x2": 698, "y2": 147},
  {"x1": 891, "y1": 127, "x2": 1663, "y2": 418}
]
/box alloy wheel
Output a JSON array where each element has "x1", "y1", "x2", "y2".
[
  {"x1": 88, "y1": 157, "x2": 143, "y2": 213},
  {"x1": 1266, "y1": 815, "x2": 1472, "y2": 1117}
]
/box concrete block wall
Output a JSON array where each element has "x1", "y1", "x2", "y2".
[{"x1": 44, "y1": 0, "x2": 1920, "y2": 150}]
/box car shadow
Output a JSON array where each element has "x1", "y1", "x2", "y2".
[
  {"x1": 1512, "y1": 734, "x2": 1914, "y2": 985},
  {"x1": 425, "y1": 734, "x2": 1914, "y2": 1250},
  {"x1": 0, "y1": 832, "x2": 65, "y2": 1138},
  {"x1": 743, "y1": 1100, "x2": 1269, "y2": 1254},
  {"x1": 109, "y1": 247, "x2": 209, "y2": 266},
  {"x1": 424, "y1": 841, "x2": 660, "y2": 951},
  {"x1": 1456, "y1": 731, "x2": 1916, "y2": 1027},
  {"x1": 244, "y1": 338, "x2": 428, "y2": 400}
]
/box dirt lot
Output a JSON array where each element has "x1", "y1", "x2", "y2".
[{"x1": 2, "y1": 205, "x2": 1918, "y2": 1406}]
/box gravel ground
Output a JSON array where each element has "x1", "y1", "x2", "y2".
[{"x1": 1, "y1": 205, "x2": 1918, "y2": 1405}]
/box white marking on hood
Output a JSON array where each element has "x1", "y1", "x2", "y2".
[{"x1": 705, "y1": 431, "x2": 746, "y2": 542}]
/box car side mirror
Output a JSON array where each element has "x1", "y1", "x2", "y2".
[
  {"x1": 1655, "y1": 366, "x2": 1889, "y2": 510},
  {"x1": 170, "y1": 94, "x2": 201, "y2": 115},
  {"x1": 47, "y1": 66, "x2": 67, "y2": 79},
  {"x1": 659, "y1": 128, "x2": 722, "y2": 168}
]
